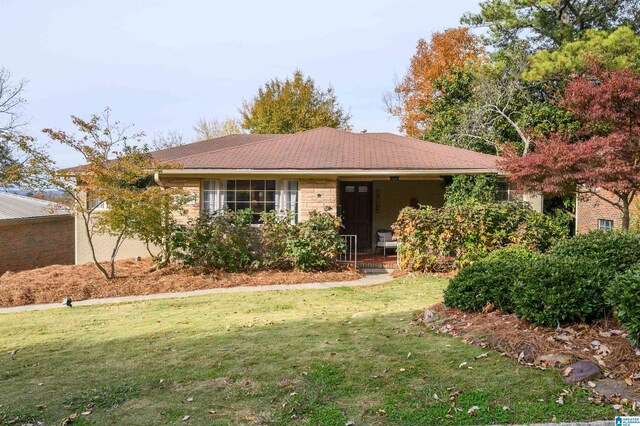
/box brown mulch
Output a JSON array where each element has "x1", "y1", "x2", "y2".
[
  {"x1": 0, "y1": 259, "x2": 363, "y2": 308},
  {"x1": 418, "y1": 303, "x2": 640, "y2": 388}
]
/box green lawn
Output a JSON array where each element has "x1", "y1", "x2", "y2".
[{"x1": 0, "y1": 276, "x2": 613, "y2": 425}]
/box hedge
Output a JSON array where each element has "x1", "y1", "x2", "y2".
[{"x1": 392, "y1": 202, "x2": 567, "y2": 272}]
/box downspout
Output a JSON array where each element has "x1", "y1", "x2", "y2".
[{"x1": 154, "y1": 171, "x2": 165, "y2": 188}]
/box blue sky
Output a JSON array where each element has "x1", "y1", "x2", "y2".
[{"x1": 2, "y1": 0, "x2": 481, "y2": 168}]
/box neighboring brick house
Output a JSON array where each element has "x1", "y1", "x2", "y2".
[
  {"x1": 71, "y1": 127, "x2": 508, "y2": 264},
  {"x1": 575, "y1": 189, "x2": 627, "y2": 233},
  {"x1": 0, "y1": 192, "x2": 74, "y2": 273}
]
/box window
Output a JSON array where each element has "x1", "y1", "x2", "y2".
[
  {"x1": 223, "y1": 179, "x2": 278, "y2": 223},
  {"x1": 201, "y1": 179, "x2": 299, "y2": 224},
  {"x1": 202, "y1": 180, "x2": 218, "y2": 213},
  {"x1": 88, "y1": 196, "x2": 108, "y2": 211},
  {"x1": 495, "y1": 181, "x2": 510, "y2": 202},
  {"x1": 282, "y1": 180, "x2": 298, "y2": 223},
  {"x1": 597, "y1": 218, "x2": 614, "y2": 231}
]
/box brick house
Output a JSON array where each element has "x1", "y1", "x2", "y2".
[
  {"x1": 73, "y1": 127, "x2": 536, "y2": 264},
  {"x1": 575, "y1": 189, "x2": 629, "y2": 233},
  {"x1": 0, "y1": 192, "x2": 74, "y2": 273}
]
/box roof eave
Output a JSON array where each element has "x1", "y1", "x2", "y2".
[{"x1": 158, "y1": 168, "x2": 501, "y2": 176}]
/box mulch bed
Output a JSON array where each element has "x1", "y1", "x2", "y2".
[
  {"x1": 0, "y1": 259, "x2": 363, "y2": 308},
  {"x1": 418, "y1": 303, "x2": 640, "y2": 389}
]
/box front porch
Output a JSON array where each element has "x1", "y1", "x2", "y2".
[
  {"x1": 336, "y1": 177, "x2": 446, "y2": 254},
  {"x1": 330, "y1": 175, "x2": 448, "y2": 270}
]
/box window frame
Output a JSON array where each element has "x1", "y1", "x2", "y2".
[
  {"x1": 597, "y1": 218, "x2": 614, "y2": 231},
  {"x1": 200, "y1": 179, "x2": 299, "y2": 224}
]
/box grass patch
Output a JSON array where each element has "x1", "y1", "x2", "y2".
[
  {"x1": 65, "y1": 382, "x2": 141, "y2": 411},
  {"x1": 0, "y1": 276, "x2": 615, "y2": 425}
]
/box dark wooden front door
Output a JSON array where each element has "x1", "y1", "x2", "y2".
[{"x1": 340, "y1": 182, "x2": 372, "y2": 251}]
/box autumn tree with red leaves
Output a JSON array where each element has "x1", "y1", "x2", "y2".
[
  {"x1": 385, "y1": 27, "x2": 487, "y2": 138},
  {"x1": 500, "y1": 66, "x2": 640, "y2": 230}
]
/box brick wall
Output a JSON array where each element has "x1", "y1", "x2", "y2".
[
  {"x1": 576, "y1": 189, "x2": 624, "y2": 233},
  {"x1": 0, "y1": 216, "x2": 74, "y2": 273},
  {"x1": 161, "y1": 177, "x2": 201, "y2": 224},
  {"x1": 299, "y1": 179, "x2": 338, "y2": 221}
]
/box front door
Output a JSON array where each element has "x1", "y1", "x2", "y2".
[{"x1": 340, "y1": 182, "x2": 372, "y2": 251}]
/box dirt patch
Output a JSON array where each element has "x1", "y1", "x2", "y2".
[
  {"x1": 0, "y1": 258, "x2": 362, "y2": 308},
  {"x1": 419, "y1": 303, "x2": 640, "y2": 388}
]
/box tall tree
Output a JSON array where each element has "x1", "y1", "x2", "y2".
[
  {"x1": 501, "y1": 66, "x2": 640, "y2": 230},
  {"x1": 151, "y1": 129, "x2": 186, "y2": 150},
  {"x1": 462, "y1": 0, "x2": 640, "y2": 49},
  {"x1": 524, "y1": 26, "x2": 640, "y2": 82},
  {"x1": 0, "y1": 67, "x2": 28, "y2": 186},
  {"x1": 193, "y1": 117, "x2": 243, "y2": 140},
  {"x1": 240, "y1": 70, "x2": 351, "y2": 134},
  {"x1": 386, "y1": 27, "x2": 487, "y2": 137}
]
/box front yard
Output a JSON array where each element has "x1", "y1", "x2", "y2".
[{"x1": 0, "y1": 276, "x2": 614, "y2": 425}]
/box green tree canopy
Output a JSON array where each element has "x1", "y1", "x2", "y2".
[
  {"x1": 462, "y1": 0, "x2": 640, "y2": 49},
  {"x1": 524, "y1": 26, "x2": 640, "y2": 81},
  {"x1": 240, "y1": 70, "x2": 352, "y2": 134}
]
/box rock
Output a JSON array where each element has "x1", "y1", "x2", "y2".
[
  {"x1": 562, "y1": 361, "x2": 601, "y2": 384},
  {"x1": 418, "y1": 309, "x2": 438, "y2": 324},
  {"x1": 535, "y1": 353, "x2": 573, "y2": 368},
  {"x1": 345, "y1": 421, "x2": 356, "y2": 426},
  {"x1": 515, "y1": 343, "x2": 535, "y2": 363},
  {"x1": 594, "y1": 378, "x2": 640, "y2": 401}
]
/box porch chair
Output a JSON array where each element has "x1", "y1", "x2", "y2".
[{"x1": 376, "y1": 229, "x2": 398, "y2": 257}]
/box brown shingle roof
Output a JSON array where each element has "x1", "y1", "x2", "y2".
[{"x1": 160, "y1": 127, "x2": 497, "y2": 171}]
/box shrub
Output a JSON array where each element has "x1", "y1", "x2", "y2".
[
  {"x1": 259, "y1": 210, "x2": 295, "y2": 269},
  {"x1": 444, "y1": 247, "x2": 540, "y2": 313},
  {"x1": 550, "y1": 230, "x2": 640, "y2": 274},
  {"x1": 443, "y1": 174, "x2": 501, "y2": 206},
  {"x1": 286, "y1": 209, "x2": 346, "y2": 271},
  {"x1": 608, "y1": 265, "x2": 640, "y2": 345},
  {"x1": 392, "y1": 202, "x2": 567, "y2": 272},
  {"x1": 171, "y1": 209, "x2": 255, "y2": 272},
  {"x1": 512, "y1": 255, "x2": 611, "y2": 326}
]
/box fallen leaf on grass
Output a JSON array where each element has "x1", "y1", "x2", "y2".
[
  {"x1": 475, "y1": 353, "x2": 488, "y2": 359},
  {"x1": 60, "y1": 413, "x2": 78, "y2": 426},
  {"x1": 562, "y1": 367, "x2": 573, "y2": 377},
  {"x1": 458, "y1": 362, "x2": 467, "y2": 369},
  {"x1": 182, "y1": 415, "x2": 190, "y2": 421},
  {"x1": 467, "y1": 406, "x2": 479, "y2": 416}
]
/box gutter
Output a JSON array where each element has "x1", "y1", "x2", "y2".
[{"x1": 156, "y1": 168, "x2": 501, "y2": 177}]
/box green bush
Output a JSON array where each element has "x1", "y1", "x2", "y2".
[
  {"x1": 512, "y1": 255, "x2": 611, "y2": 326},
  {"x1": 171, "y1": 208, "x2": 345, "y2": 273},
  {"x1": 171, "y1": 209, "x2": 255, "y2": 272},
  {"x1": 444, "y1": 247, "x2": 540, "y2": 313},
  {"x1": 608, "y1": 265, "x2": 640, "y2": 345},
  {"x1": 286, "y1": 209, "x2": 345, "y2": 271},
  {"x1": 259, "y1": 210, "x2": 295, "y2": 269},
  {"x1": 550, "y1": 230, "x2": 640, "y2": 274},
  {"x1": 392, "y1": 202, "x2": 567, "y2": 272}
]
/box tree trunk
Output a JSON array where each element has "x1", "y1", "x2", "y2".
[{"x1": 622, "y1": 198, "x2": 631, "y2": 231}]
